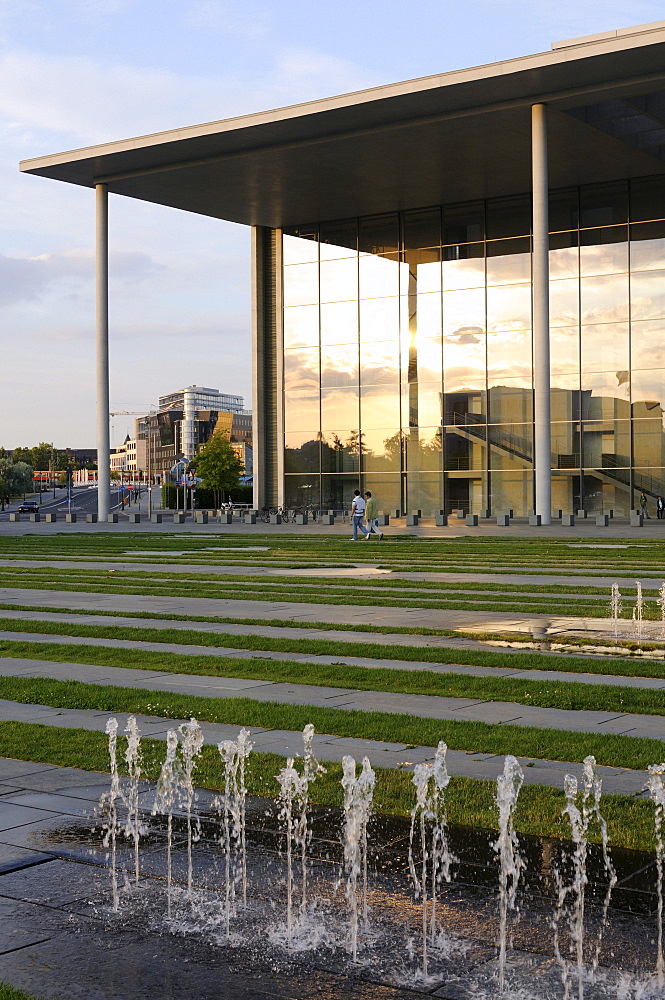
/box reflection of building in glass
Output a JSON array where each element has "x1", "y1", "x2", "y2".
[{"x1": 21, "y1": 21, "x2": 665, "y2": 515}]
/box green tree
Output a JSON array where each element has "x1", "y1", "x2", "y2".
[
  {"x1": 0, "y1": 459, "x2": 33, "y2": 508},
  {"x1": 190, "y1": 432, "x2": 243, "y2": 508}
]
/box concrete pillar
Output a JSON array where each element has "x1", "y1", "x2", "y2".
[
  {"x1": 96, "y1": 184, "x2": 110, "y2": 521},
  {"x1": 532, "y1": 104, "x2": 551, "y2": 525}
]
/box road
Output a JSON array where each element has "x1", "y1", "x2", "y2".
[{"x1": 0, "y1": 486, "x2": 156, "y2": 519}]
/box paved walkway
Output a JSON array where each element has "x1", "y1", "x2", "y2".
[
  {"x1": 2, "y1": 653, "x2": 664, "y2": 742},
  {"x1": 0, "y1": 703, "x2": 651, "y2": 796},
  {"x1": 1, "y1": 629, "x2": 663, "y2": 690}
]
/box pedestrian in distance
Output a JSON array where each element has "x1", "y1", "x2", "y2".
[
  {"x1": 658, "y1": 496, "x2": 665, "y2": 520},
  {"x1": 640, "y1": 491, "x2": 651, "y2": 519},
  {"x1": 350, "y1": 489, "x2": 370, "y2": 541},
  {"x1": 364, "y1": 491, "x2": 383, "y2": 540}
]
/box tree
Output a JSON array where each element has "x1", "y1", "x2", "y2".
[
  {"x1": 0, "y1": 459, "x2": 33, "y2": 508},
  {"x1": 190, "y1": 432, "x2": 243, "y2": 508}
]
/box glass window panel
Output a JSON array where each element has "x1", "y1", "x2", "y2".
[
  {"x1": 321, "y1": 435, "x2": 360, "y2": 473},
  {"x1": 445, "y1": 427, "x2": 486, "y2": 470},
  {"x1": 549, "y1": 235, "x2": 579, "y2": 279},
  {"x1": 442, "y1": 383, "x2": 486, "y2": 425},
  {"x1": 443, "y1": 329, "x2": 486, "y2": 382},
  {"x1": 362, "y1": 429, "x2": 402, "y2": 472},
  {"x1": 631, "y1": 370, "x2": 665, "y2": 411},
  {"x1": 581, "y1": 372, "x2": 631, "y2": 420},
  {"x1": 284, "y1": 348, "x2": 319, "y2": 391},
  {"x1": 552, "y1": 422, "x2": 580, "y2": 468},
  {"x1": 579, "y1": 228, "x2": 628, "y2": 276},
  {"x1": 630, "y1": 271, "x2": 665, "y2": 320},
  {"x1": 488, "y1": 377, "x2": 533, "y2": 423},
  {"x1": 413, "y1": 292, "x2": 442, "y2": 339},
  {"x1": 551, "y1": 327, "x2": 579, "y2": 375},
  {"x1": 282, "y1": 229, "x2": 318, "y2": 265},
  {"x1": 582, "y1": 420, "x2": 630, "y2": 468},
  {"x1": 320, "y1": 300, "x2": 358, "y2": 347},
  {"x1": 362, "y1": 474, "x2": 402, "y2": 513},
  {"x1": 321, "y1": 387, "x2": 359, "y2": 432},
  {"x1": 486, "y1": 194, "x2": 531, "y2": 240},
  {"x1": 359, "y1": 214, "x2": 399, "y2": 256},
  {"x1": 283, "y1": 262, "x2": 318, "y2": 307},
  {"x1": 580, "y1": 274, "x2": 629, "y2": 324},
  {"x1": 486, "y1": 283, "x2": 531, "y2": 332},
  {"x1": 442, "y1": 244, "x2": 485, "y2": 290},
  {"x1": 486, "y1": 241, "x2": 531, "y2": 285},
  {"x1": 583, "y1": 472, "x2": 630, "y2": 516},
  {"x1": 580, "y1": 181, "x2": 628, "y2": 228},
  {"x1": 489, "y1": 433, "x2": 532, "y2": 470},
  {"x1": 442, "y1": 287, "x2": 485, "y2": 336},
  {"x1": 404, "y1": 338, "x2": 443, "y2": 384},
  {"x1": 442, "y1": 201, "x2": 484, "y2": 245},
  {"x1": 409, "y1": 471, "x2": 447, "y2": 515},
  {"x1": 284, "y1": 305, "x2": 319, "y2": 349},
  {"x1": 284, "y1": 433, "x2": 321, "y2": 474},
  {"x1": 404, "y1": 253, "x2": 442, "y2": 294},
  {"x1": 551, "y1": 470, "x2": 582, "y2": 513},
  {"x1": 319, "y1": 219, "x2": 357, "y2": 259},
  {"x1": 284, "y1": 475, "x2": 322, "y2": 509},
  {"x1": 631, "y1": 320, "x2": 665, "y2": 370},
  {"x1": 630, "y1": 176, "x2": 665, "y2": 223},
  {"x1": 320, "y1": 256, "x2": 358, "y2": 303},
  {"x1": 549, "y1": 188, "x2": 579, "y2": 233},
  {"x1": 404, "y1": 382, "x2": 444, "y2": 427},
  {"x1": 551, "y1": 378, "x2": 580, "y2": 422},
  {"x1": 632, "y1": 476, "x2": 665, "y2": 515},
  {"x1": 550, "y1": 278, "x2": 579, "y2": 327},
  {"x1": 403, "y1": 207, "x2": 441, "y2": 250},
  {"x1": 360, "y1": 384, "x2": 400, "y2": 428},
  {"x1": 320, "y1": 474, "x2": 360, "y2": 509},
  {"x1": 360, "y1": 342, "x2": 400, "y2": 385},
  {"x1": 405, "y1": 427, "x2": 443, "y2": 472},
  {"x1": 359, "y1": 254, "x2": 400, "y2": 298},
  {"x1": 630, "y1": 222, "x2": 665, "y2": 270},
  {"x1": 284, "y1": 388, "x2": 320, "y2": 435},
  {"x1": 581, "y1": 323, "x2": 629, "y2": 373},
  {"x1": 360, "y1": 297, "x2": 400, "y2": 344},
  {"x1": 320, "y1": 344, "x2": 358, "y2": 389},
  {"x1": 487, "y1": 329, "x2": 532, "y2": 378},
  {"x1": 634, "y1": 420, "x2": 665, "y2": 466},
  {"x1": 488, "y1": 471, "x2": 533, "y2": 517}
]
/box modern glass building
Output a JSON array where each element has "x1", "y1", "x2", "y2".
[{"x1": 20, "y1": 20, "x2": 665, "y2": 518}]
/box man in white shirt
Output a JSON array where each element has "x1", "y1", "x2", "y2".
[{"x1": 350, "y1": 489, "x2": 370, "y2": 540}]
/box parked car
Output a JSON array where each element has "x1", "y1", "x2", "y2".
[{"x1": 17, "y1": 501, "x2": 40, "y2": 513}]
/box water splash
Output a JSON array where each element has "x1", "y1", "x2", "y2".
[
  {"x1": 179, "y1": 718, "x2": 204, "y2": 895},
  {"x1": 634, "y1": 581, "x2": 645, "y2": 641},
  {"x1": 124, "y1": 716, "x2": 143, "y2": 885},
  {"x1": 647, "y1": 763, "x2": 665, "y2": 987},
  {"x1": 610, "y1": 583, "x2": 623, "y2": 642},
  {"x1": 99, "y1": 717, "x2": 121, "y2": 911},
  {"x1": 494, "y1": 755, "x2": 525, "y2": 994},
  {"x1": 152, "y1": 729, "x2": 182, "y2": 919},
  {"x1": 297, "y1": 723, "x2": 326, "y2": 917},
  {"x1": 341, "y1": 755, "x2": 376, "y2": 962},
  {"x1": 276, "y1": 756, "x2": 301, "y2": 949},
  {"x1": 658, "y1": 585, "x2": 665, "y2": 642},
  {"x1": 217, "y1": 729, "x2": 253, "y2": 937}
]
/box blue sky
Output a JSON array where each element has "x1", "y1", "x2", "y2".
[{"x1": 1, "y1": 0, "x2": 662, "y2": 448}]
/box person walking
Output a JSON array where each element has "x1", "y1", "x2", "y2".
[
  {"x1": 640, "y1": 491, "x2": 651, "y2": 519},
  {"x1": 364, "y1": 491, "x2": 383, "y2": 540},
  {"x1": 657, "y1": 496, "x2": 665, "y2": 520},
  {"x1": 350, "y1": 489, "x2": 370, "y2": 540}
]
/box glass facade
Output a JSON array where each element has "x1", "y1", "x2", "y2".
[{"x1": 281, "y1": 179, "x2": 665, "y2": 515}]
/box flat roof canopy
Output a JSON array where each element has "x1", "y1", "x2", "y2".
[{"x1": 20, "y1": 21, "x2": 665, "y2": 228}]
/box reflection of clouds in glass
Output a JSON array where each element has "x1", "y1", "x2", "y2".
[
  {"x1": 580, "y1": 324, "x2": 628, "y2": 373},
  {"x1": 551, "y1": 326, "x2": 579, "y2": 375},
  {"x1": 284, "y1": 347, "x2": 319, "y2": 390},
  {"x1": 320, "y1": 300, "x2": 358, "y2": 347},
  {"x1": 284, "y1": 304, "x2": 319, "y2": 348},
  {"x1": 631, "y1": 370, "x2": 665, "y2": 407},
  {"x1": 414, "y1": 260, "x2": 442, "y2": 294},
  {"x1": 630, "y1": 272, "x2": 665, "y2": 321},
  {"x1": 580, "y1": 242, "x2": 628, "y2": 277},
  {"x1": 284, "y1": 388, "x2": 320, "y2": 436},
  {"x1": 360, "y1": 297, "x2": 399, "y2": 344},
  {"x1": 550, "y1": 278, "x2": 579, "y2": 327},
  {"x1": 360, "y1": 342, "x2": 399, "y2": 385},
  {"x1": 443, "y1": 287, "x2": 485, "y2": 335},
  {"x1": 486, "y1": 253, "x2": 530, "y2": 286},
  {"x1": 320, "y1": 257, "x2": 358, "y2": 303},
  {"x1": 321, "y1": 387, "x2": 358, "y2": 431},
  {"x1": 487, "y1": 283, "x2": 531, "y2": 332},
  {"x1": 631, "y1": 320, "x2": 665, "y2": 370},
  {"x1": 360, "y1": 384, "x2": 400, "y2": 428},
  {"x1": 359, "y1": 255, "x2": 400, "y2": 298},
  {"x1": 631, "y1": 242, "x2": 665, "y2": 273},
  {"x1": 549, "y1": 246, "x2": 578, "y2": 279},
  {"x1": 442, "y1": 254, "x2": 484, "y2": 291},
  {"x1": 487, "y1": 328, "x2": 532, "y2": 377},
  {"x1": 320, "y1": 344, "x2": 358, "y2": 388},
  {"x1": 283, "y1": 235, "x2": 317, "y2": 266},
  {"x1": 581, "y1": 274, "x2": 629, "y2": 324},
  {"x1": 283, "y1": 262, "x2": 319, "y2": 307}
]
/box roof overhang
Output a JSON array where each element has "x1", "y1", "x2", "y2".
[{"x1": 19, "y1": 21, "x2": 665, "y2": 228}]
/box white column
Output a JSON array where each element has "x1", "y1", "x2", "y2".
[
  {"x1": 96, "y1": 183, "x2": 110, "y2": 521},
  {"x1": 532, "y1": 103, "x2": 551, "y2": 524}
]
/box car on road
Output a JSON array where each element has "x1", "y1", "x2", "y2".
[{"x1": 17, "y1": 501, "x2": 40, "y2": 513}]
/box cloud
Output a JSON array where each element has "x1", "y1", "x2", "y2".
[{"x1": 184, "y1": 0, "x2": 272, "y2": 41}]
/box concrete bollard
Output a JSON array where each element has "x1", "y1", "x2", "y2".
[
  {"x1": 65, "y1": 513, "x2": 77, "y2": 523},
  {"x1": 151, "y1": 513, "x2": 162, "y2": 523},
  {"x1": 269, "y1": 513, "x2": 282, "y2": 524},
  {"x1": 576, "y1": 509, "x2": 588, "y2": 519},
  {"x1": 496, "y1": 514, "x2": 510, "y2": 526},
  {"x1": 456, "y1": 510, "x2": 465, "y2": 519},
  {"x1": 552, "y1": 509, "x2": 562, "y2": 519},
  {"x1": 480, "y1": 508, "x2": 490, "y2": 519},
  {"x1": 606, "y1": 509, "x2": 614, "y2": 519},
  {"x1": 318, "y1": 514, "x2": 333, "y2": 525},
  {"x1": 392, "y1": 509, "x2": 401, "y2": 519},
  {"x1": 295, "y1": 513, "x2": 308, "y2": 525},
  {"x1": 528, "y1": 514, "x2": 542, "y2": 526},
  {"x1": 630, "y1": 513, "x2": 644, "y2": 527},
  {"x1": 216, "y1": 512, "x2": 232, "y2": 524},
  {"x1": 29, "y1": 513, "x2": 40, "y2": 522},
  {"x1": 107, "y1": 513, "x2": 118, "y2": 523},
  {"x1": 562, "y1": 514, "x2": 575, "y2": 526},
  {"x1": 244, "y1": 514, "x2": 256, "y2": 524},
  {"x1": 86, "y1": 513, "x2": 97, "y2": 523},
  {"x1": 173, "y1": 513, "x2": 185, "y2": 524},
  {"x1": 128, "y1": 513, "x2": 140, "y2": 523},
  {"x1": 195, "y1": 512, "x2": 208, "y2": 524},
  {"x1": 435, "y1": 514, "x2": 448, "y2": 526},
  {"x1": 411, "y1": 509, "x2": 422, "y2": 517},
  {"x1": 465, "y1": 514, "x2": 478, "y2": 526},
  {"x1": 9, "y1": 513, "x2": 20, "y2": 522},
  {"x1": 377, "y1": 514, "x2": 389, "y2": 526},
  {"x1": 596, "y1": 514, "x2": 609, "y2": 527},
  {"x1": 45, "y1": 513, "x2": 57, "y2": 523},
  {"x1": 405, "y1": 514, "x2": 419, "y2": 526}
]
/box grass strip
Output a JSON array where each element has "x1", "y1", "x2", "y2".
[
  {"x1": 0, "y1": 673, "x2": 664, "y2": 770},
  {"x1": 0, "y1": 985, "x2": 45, "y2": 1000},
  {"x1": 1, "y1": 617, "x2": 664, "y2": 678},
  {"x1": 0, "y1": 720, "x2": 658, "y2": 853},
  {"x1": 2, "y1": 638, "x2": 665, "y2": 716}
]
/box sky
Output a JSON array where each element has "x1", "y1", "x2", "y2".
[{"x1": 1, "y1": 0, "x2": 663, "y2": 449}]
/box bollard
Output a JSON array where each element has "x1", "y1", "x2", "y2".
[
  {"x1": 318, "y1": 514, "x2": 333, "y2": 525},
  {"x1": 269, "y1": 513, "x2": 282, "y2": 524},
  {"x1": 551, "y1": 509, "x2": 562, "y2": 519},
  {"x1": 480, "y1": 508, "x2": 490, "y2": 519},
  {"x1": 86, "y1": 513, "x2": 97, "y2": 523},
  {"x1": 392, "y1": 509, "x2": 401, "y2": 519},
  {"x1": 576, "y1": 509, "x2": 588, "y2": 519},
  {"x1": 173, "y1": 513, "x2": 185, "y2": 524},
  {"x1": 435, "y1": 514, "x2": 448, "y2": 526},
  {"x1": 29, "y1": 513, "x2": 40, "y2": 522},
  {"x1": 606, "y1": 509, "x2": 614, "y2": 519},
  {"x1": 411, "y1": 509, "x2": 422, "y2": 517},
  {"x1": 128, "y1": 513, "x2": 140, "y2": 524},
  {"x1": 456, "y1": 510, "x2": 465, "y2": 519},
  {"x1": 107, "y1": 513, "x2": 118, "y2": 523},
  {"x1": 9, "y1": 513, "x2": 20, "y2": 522},
  {"x1": 630, "y1": 513, "x2": 644, "y2": 527},
  {"x1": 528, "y1": 514, "x2": 541, "y2": 526},
  {"x1": 244, "y1": 514, "x2": 256, "y2": 524},
  {"x1": 295, "y1": 513, "x2": 308, "y2": 525},
  {"x1": 562, "y1": 514, "x2": 575, "y2": 526},
  {"x1": 496, "y1": 514, "x2": 510, "y2": 526},
  {"x1": 65, "y1": 513, "x2": 77, "y2": 523},
  {"x1": 45, "y1": 512, "x2": 57, "y2": 523},
  {"x1": 405, "y1": 514, "x2": 419, "y2": 526},
  {"x1": 151, "y1": 513, "x2": 162, "y2": 524},
  {"x1": 377, "y1": 514, "x2": 389, "y2": 526},
  {"x1": 218, "y1": 512, "x2": 233, "y2": 524},
  {"x1": 596, "y1": 514, "x2": 609, "y2": 527},
  {"x1": 465, "y1": 514, "x2": 478, "y2": 526},
  {"x1": 195, "y1": 512, "x2": 208, "y2": 524}
]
